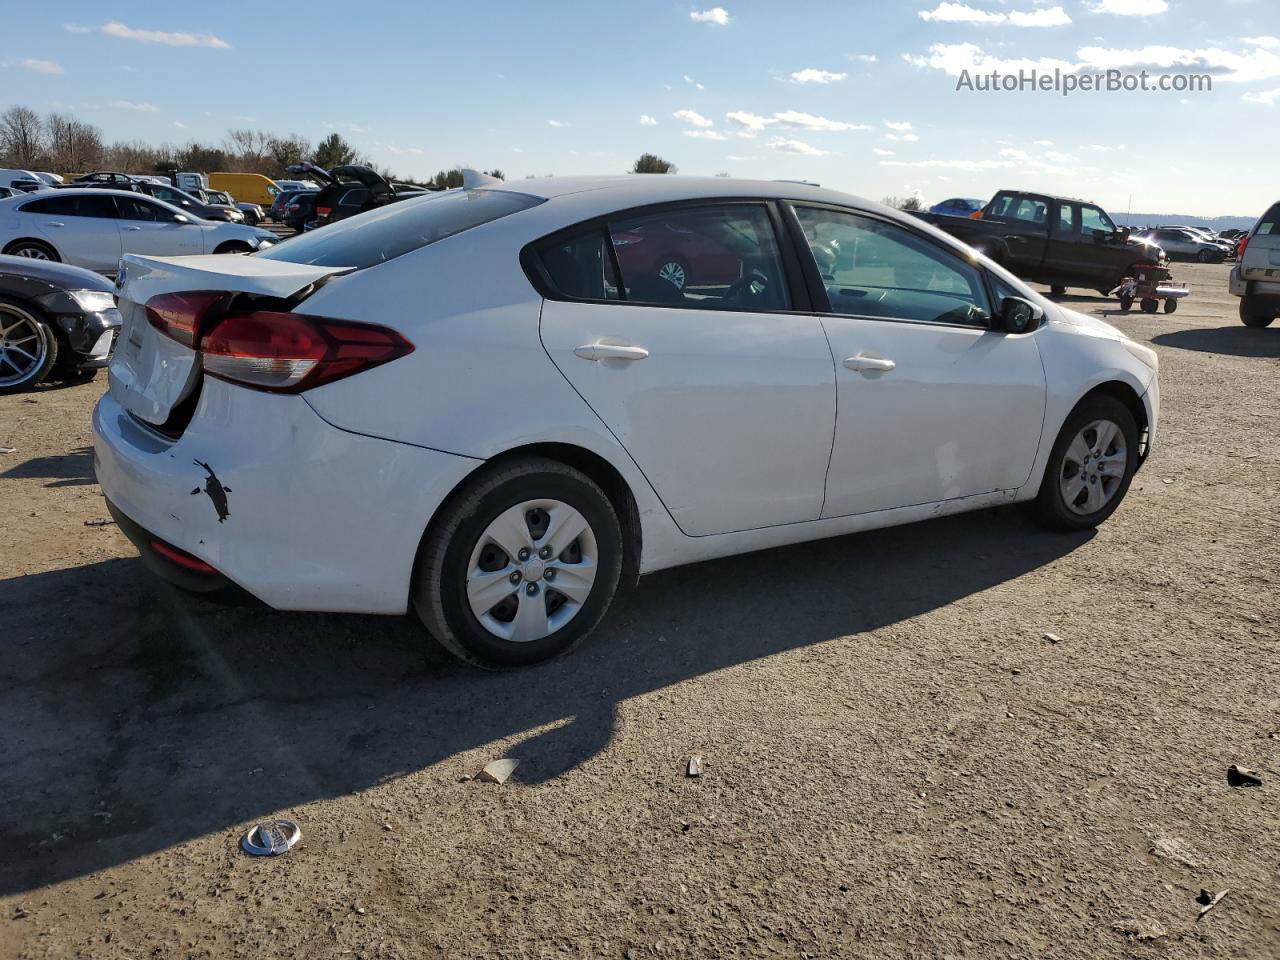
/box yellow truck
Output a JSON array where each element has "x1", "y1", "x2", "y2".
[{"x1": 208, "y1": 172, "x2": 281, "y2": 209}]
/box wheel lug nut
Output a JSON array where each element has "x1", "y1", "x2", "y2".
[
  {"x1": 517, "y1": 548, "x2": 531, "y2": 562},
  {"x1": 509, "y1": 571, "x2": 522, "y2": 585},
  {"x1": 543, "y1": 569, "x2": 556, "y2": 582},
  {"x1": 525, "y1": 583, "x2": 539, "y2": 596},
  {"x1": 538, "y1": 546, "x2": 552, "y2": 560}
]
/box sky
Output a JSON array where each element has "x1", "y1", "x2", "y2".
[{"x1": 2, "y1": 0, "x2": 1277, "y2": 217}]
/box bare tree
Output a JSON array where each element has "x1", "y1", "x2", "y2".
[
  {"x1": 46, "y1": 113, "x2": 104, "y2": 172},
  {"x1": 0, "y1": 106, "x2": 46, "y2": 168}
]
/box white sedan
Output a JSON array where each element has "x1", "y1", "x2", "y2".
[
  {"x1": 0, "y1": 189, "x2": 279, "y2": 274},
  {"x1": 93, "y1": 174, "x2": 1159, "y2": 667}
]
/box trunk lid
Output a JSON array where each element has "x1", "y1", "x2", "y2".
[{"x1": 108, "y1": 254, "x2": 353, "y2": 426}]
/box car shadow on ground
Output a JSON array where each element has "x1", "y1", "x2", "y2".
[
  {"x1": 0, "y1": 507, "x2": 1091, "y2": 895},
  {"x1": 0, "y1": 446, "x2": 95, "y2": 488},
  {"x1": 1152, "y1": 325, "x2": 1280, "y2": 358}
]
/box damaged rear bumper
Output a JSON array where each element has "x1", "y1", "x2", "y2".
[{"x1": 92, "y1": 380, "x2": 480, "y2": 614}]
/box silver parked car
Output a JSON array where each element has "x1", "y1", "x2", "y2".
[
  {"x1": 1229, "y1": 202, "x2": 1280, "y2": 328},
  {"x1": 1136, "y1": 228, "x2": 1230, "y2": 263}
]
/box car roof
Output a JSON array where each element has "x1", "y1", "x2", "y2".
[
  {"x1": 484, "y1": 174, "x2": 873, "y2": 211},
  {"x1": 1, "y1": 187, "x2": 193, "y2": 217}
]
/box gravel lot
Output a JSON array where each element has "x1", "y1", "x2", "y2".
[{"x1": 1, "y1": 261, "x2": 1277, "y2": 959}]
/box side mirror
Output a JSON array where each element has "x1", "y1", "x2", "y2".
[
  {"x1": 173, "y1": 214, "x2": 190, "y2": 224},
  {"x1": 998, "y1": 296, "x2": 1043, "y2": 334}
]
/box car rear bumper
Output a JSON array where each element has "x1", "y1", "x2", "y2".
[
  {"x1": 92, "y1": 381, "x2": 480, "y2": 614},
  {"x1": 1230, "y1": 265, "x2": 1280, "y2": 301}
]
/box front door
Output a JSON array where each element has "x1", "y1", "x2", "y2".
[
  {"x1": 535, "y1": 202, "x2": 836, "y2": 537},
  {"x1": 113, "y1": 196, "x2": 205, "y2": 257},
  {"x1": 789, "y1": 204, "x2": 1047, "y2": 518}
]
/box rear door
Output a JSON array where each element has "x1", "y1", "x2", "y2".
[
  {"x1": 114, "y1": 196, "x2": 206, "y2": 258},
  {"x1": 985, "y1": 192, "x2": 1049, "y2": 274},
  {"x1": 19, "y1": 194, "x2": 121, "y2": 271},
  {"x1": 1240, "y1": 203, "x2": 1280, "y2": 281},
  {"x1": 536, "y1": 201, "x2": 836, "y2": 536}
]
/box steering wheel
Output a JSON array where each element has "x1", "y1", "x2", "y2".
[{"x1": 721, "y1": 271, "x2": 769, "y2": 308}]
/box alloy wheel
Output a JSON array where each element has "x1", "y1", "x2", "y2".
[
  {"x1": 0, "y1": 305, "x2": 47, "y2": 388},
  {"x1": 466, "y1": 499, "x2": 598, "y2": 643},
  {"x1": 1059, "y1": 419, "x2": 1127, "y2": 516},
  {"x1": 12, "y1": 244, "x2": 51, "y2": 260},
  {"x1": 657, "y1": 260, "x2": 687, "y2": 289}
]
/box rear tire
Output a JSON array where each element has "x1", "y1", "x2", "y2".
[
  {"x1": 1050, "y1": 285, "x2": 1067, "y2": 297},
  {"x1": 1033, "y1": 396, "x2": 1139, "y2": 532},
  {"x1": 1239, "y1": 299, "x2": 1276, "y2": 328},
  {"x1": 1119, "y1": 295, "x2": 1134, "y2": 313},
  {"x1": 1197, "y1": 249, "x2": 1214, "y2": 263},
  {"x1": 1141, "y1": 298, "x2": 1159, "y2": 314},
  {"x1": 3, "y1": 238, "x2": 59, "y2": 262},
  {"x1": 0, "y1": 299, "x2": 58, "y2": 394},
  {"x1": 413, "y1": 457, "x2": 624, "y2": 668},
  {"x1": 1163, "y1": 298, "x2": 1178, "y2": 315}
]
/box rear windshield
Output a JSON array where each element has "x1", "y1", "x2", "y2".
[
  {"x1": 258, "y1": 189, "x2": 544, "y2": 268},
  {"x1": 1256, "y1": 204, "x2": 1280, "y2": 236}
]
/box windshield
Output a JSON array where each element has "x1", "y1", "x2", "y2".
[{"x1": 258, "y1": 189, "x2": 543, "y2": 269}]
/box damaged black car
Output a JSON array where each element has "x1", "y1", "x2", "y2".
[{"x1": 0, "y1": 254, "x2": 121, "y2": 393}]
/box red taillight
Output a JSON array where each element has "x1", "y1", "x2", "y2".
[
  {"x1": 316, "y1": 206, "x2": 332, "y2": 217},
  {"x1": 1237, "y1": 235, "x2": 1250, "y2": 258},
  {"x1": 145, "y1": 291, "x2": 224, "y2": 348},
  {"x1": 200, "y1": 311, "x2": 413, "y2": 393}
]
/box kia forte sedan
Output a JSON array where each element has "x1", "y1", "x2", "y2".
[{"x1": 93, "y1": 174, "x2": 1160, "y2": 668}]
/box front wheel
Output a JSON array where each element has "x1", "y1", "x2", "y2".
[
  {"x1": 0, "y1": 299, "x2": 58, "y2": 393},
  {"x1": 1197, "y1": 249, "x2": 1215, "y2": 263},
  {"x1": 1050, "y1": 285, "x2": 1067, "y2": 297},
  {"x1": 414, "y1": 457, "x2": 624, "y2": 668},
  {"x1": 1033, "y1": 396, "x2": 1139, "y2": 531},
  {"x1": 1118, "y1": 295, "x2": 1134, "y2": 313}
]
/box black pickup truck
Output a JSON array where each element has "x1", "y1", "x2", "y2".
[{"x1": 919, "y1": 190, "x2": 1164, "y2": 295}]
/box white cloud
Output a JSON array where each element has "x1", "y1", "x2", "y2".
[
  {"x1": 548, "y1": 119, "x2": 569, "y2": 127},
  {"x1": 690, "y1": 7, "x2": 730, "y2": 25},
  {"x1": 918, "y1": 3, "x2": 1070, "y2": 27},
  {"x1": 66, "y1": 21, "x2": 230, "y2": 48},
  {"x1": 1242, "y1": 37, "x2": 1280, "y2": 50},
  {"x1": 885, "y1": 121, "x2": 914, "y2": 131},
  {"x1": 767, "y1": 137, "x2": 830, "y2": 156},
  {"x1": 904, "y1": 42, "x2": 1079, "y2": 76},
  {"x1": 790, "y1": 68, "x2": 847, "y2": 84},
  {"x1": 850, "y1": 54, "x2": 879, "y2": 63},
  {"x1": 1086, "y1": 0, "x2": 1167, "y2": 14},
  {"x1": 881, "y1": 158, "x2": 1015, "y2": 171},
  {"x1": 1076, "y1": 44, "x2": 1280, "y2": 83},
  {"x1": 684, "y1": 129, "x2": 728, "y2": 140},
  {"x1": 108, "y1": 99, "x2": 159, "y2": 112},
  {"x1": 639, "y1": 114, "x2": 658, "y2": 126},
  {"x1": 381, "y1": 144, "x2": 424, "y2": 155},
  {"x1": 673, "y1": 109, "x2": 713, "y2": 127},
  {"x1": 20, "y1": 58, "x2": 63, "y2": 74},
  {"x1": 726, "y1": 110, "x2": 869, "y2": 135},
  {"x1": 1034, "y1": 139, "x2": 1054, "y2": 146},
  {"x1": 1243, "y1": 87, "x2": 1280, "y2": 105},
  {"x1": 873, "y1": 148, "x2": 896, "y2": 156},
  {"x1": 172, "y1": 121, "x2": 186, "y2": 128}
]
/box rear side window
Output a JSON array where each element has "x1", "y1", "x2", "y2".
[
  {"x1": 21, "y1": 194, "x2": 118, "y2": 218},
  {"x1": 1256, "y1": 204, "x2": 1280, "y2": 236},
  {"x1": 259, "y1": 189, "x2": 543, "y2": 268},
  {"x1": 538, "y1": 227, "x2": 622, "y2": 301},
  {"x1": 338, "y1": 187, "x2": 370, "y2": 208},
  {"x1": 990, "y1": 193, "x2": 1047, "y2": 225}
]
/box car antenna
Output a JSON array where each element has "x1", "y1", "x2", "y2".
[{"x1": 462, "y1": 169, "x2": 503, "y2": 189}]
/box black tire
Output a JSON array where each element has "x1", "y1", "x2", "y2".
[
  {"x1": 0, "y1": 298, "x2": 58, "y2": 394},
  {"x1": 1239, "y1": 299, "x2": 1276, "y2": 328},
  {"x1": 1119, "y1": 296, "x2": 1134, "y2": 313},
  {"x1": 1197, "y1": 249, "x2": 1214, "y2": 263},
  {"x1": 1140, "y1": 298, "x2": 1159, "y2": 314},
  {"x1": 2, "y1": 238, "x2": 60, "y2": 262},
  {"x1": 1033, "y1": 395, "x2": 1139, "y2": 532},
  {"x1": 1050, "y1": 285, "x2": 1067, "y2": 297},
  {"x1": 213, "y1": 241, "x2": 253, "y2": 255},
  {"x1": 413, "y1": 457, "x2": 624, "y2": 668},
  {"x1": 1163, "y1": 298, "x2": 1178, "y2": 315},
  {"x1": 59, "y1": 367, "x2": 100, "y2": 385}
]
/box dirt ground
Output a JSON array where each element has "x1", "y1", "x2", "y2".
[{"x1": 2, "y1": 261, "x2": 1277, "y2": 959}]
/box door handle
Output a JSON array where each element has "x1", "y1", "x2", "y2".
[
  {"x1": 122, "y1": 225, "x2": 141, "y2": 231},
  {"x1": 46, "y1": 221, "x2": 65, "y2": 228},
  {"x1": 574, "y1": 343, "x2": 650, "y2": 362},
  {"x1": 843, "y1": 355, "x2": 896, "y2": 372}
]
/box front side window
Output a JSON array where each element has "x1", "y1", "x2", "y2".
[
  {"x1": 606, "y1": 204, "x2": 790, "y2": 311},
  {"x1": 117, "y1": 197, "x2": 181, "y2": 222},
  {"x1": 792, "y1": 205, "x2": 992, "y2": 326},
  {"x1": 1080, "y1": 205, "x2": 1115, "y2": 236}
]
